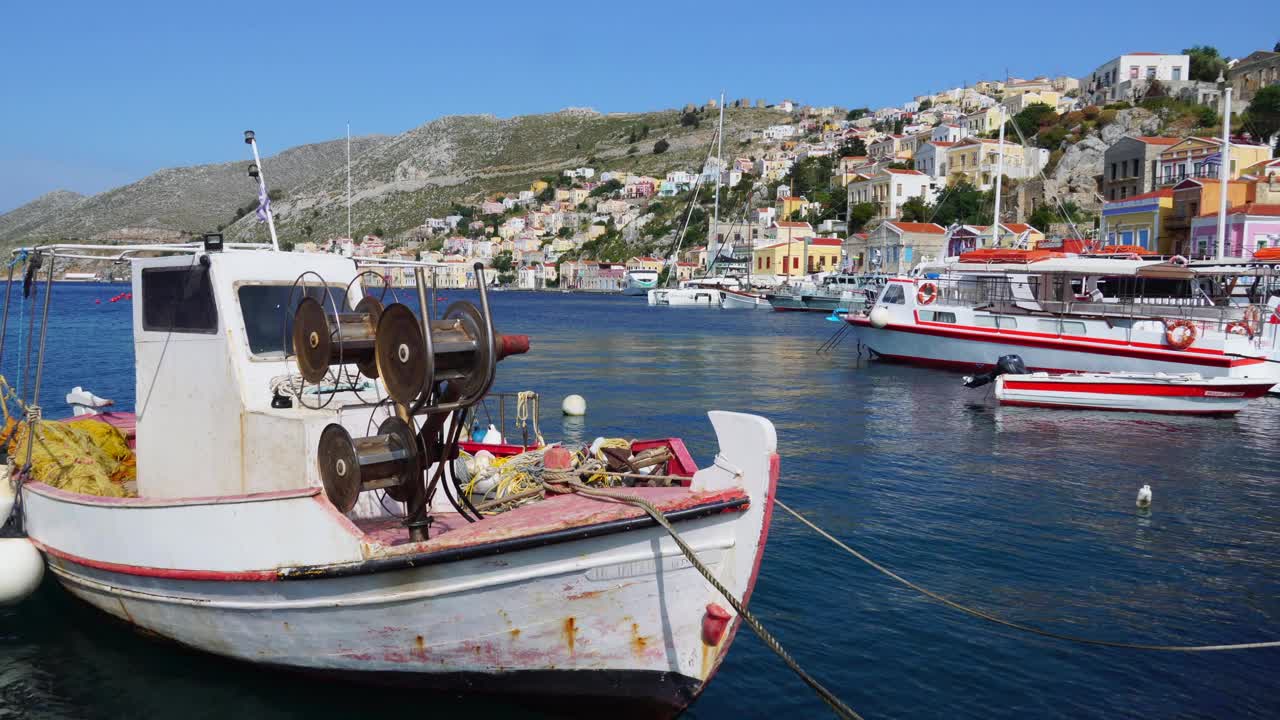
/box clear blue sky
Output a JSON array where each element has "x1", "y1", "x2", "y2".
[{"x1": 2, "y1": 0, "x2": 1277, "y2": 212}]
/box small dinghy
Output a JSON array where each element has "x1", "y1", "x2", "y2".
[
  {"x1": 964, "y1": 354, "x2": 1274, "y2": 415},
  {"x1": 720, "y1": 288, "x2": 770, "y2": 310}
]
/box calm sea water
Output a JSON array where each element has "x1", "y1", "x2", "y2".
[{"x1": 3, "y1": 282, "x2": 1280, "y2": 719}]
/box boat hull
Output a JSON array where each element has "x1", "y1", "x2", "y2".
[
  {"x1": 26, "y1": 411, "x2": 778, "y2": 715},
  {"x1": 846, "y1": 316, "x2": 1279, "y2": 378},
  {"x1": 995, "y1": 374, "x2": 1275, "y2": 415},
  {"x1": 647, "y1": 288, "x2": 722, "y2": 307},
  {"x1": 721, "y1": 290, "x2": 769, "y2": 310}
]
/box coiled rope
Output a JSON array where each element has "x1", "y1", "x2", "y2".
[
  {"x1": 544, "y1": 469, "x2": 862, "y2": 720},
  {"x1": 776, "y1": 499, "x2": 1280, "y2": 653}
]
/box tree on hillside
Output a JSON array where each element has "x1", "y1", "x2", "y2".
[
  {"x1": 886, "y1": 161, "x2": 914, "y2": 170},
  {"x1": 919, "y1": 99, "x2": 933, "y2": 112},
  {"x1": 846, "y1": 202, "x2": 879, "y2": 233},
  {"x1": 1004, "y1": 103, "x2": 1058, "y2": 143},
  {"x1": 928, "y1": 181, "x2": 990, "y2": 226},
  {"x1": 653, "y1": 139, "x2": 670, "y2": 154},
  {"x1": 1184, "y1": 45, "x2": 1228, "y2": 82},
  {"x1": 839, "y1": 137, "x2": 868, "y2": 157},
  {"x1": 1028, "y1": 199, "x2": 1086, "y2": 231},
  {"x1": 1244, "y1": 85, "x2": 1280, "y2": 154},
  {"x1": 491, "y1": 251, "x2": 516, "y2": 284},
  {"x1": 900, "y1": 196, "x2": 930, "y2": 223},
  {"x1": 589, "y1": 179, "x2": 623, "y2": 197},
  {"x1": 680, "y1": 111, "x2": 701, "y2": 128},
  {"x1": 845, "y1": 107, "x2": 869, "y2": 121}
]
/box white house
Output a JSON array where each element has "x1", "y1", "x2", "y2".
[
  {"x1": 914, "y1": 141, "x2": 956, "y2": 180},
  {"x1": 1081, "y1": 53, "x2": 1190, "y2": 105},
  {"x1": 846, "y1": 168, "x2": 940, "y2": 222},
  {"x1": 763, "y1": 124, "x2": 797, "y2": 141},
  {"x1": 931, "y1": 124, "x2": 969, "y2": 143}
]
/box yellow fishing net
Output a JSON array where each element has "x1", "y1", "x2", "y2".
[{"x1": 2, "y1": 377, "x2": 137, "y2": 498}]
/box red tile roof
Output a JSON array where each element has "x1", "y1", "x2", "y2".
[
  {"x1": 887, "y1": 221, "x2": 946, "y2": 234},
  {"x1": 1224, "y1": 203, "x2": 1280, "y2": 216},
  {"x1": 1108, "y1": 188, "x2": 1173, "y2": 204},
  {"x1": 885, "y1": 168, "x2": 925, "y2": 175},
  {"x1": 811, "y1": 238, "x2": 843, "y2": 246}
]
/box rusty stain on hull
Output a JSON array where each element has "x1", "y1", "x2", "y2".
[
  {"x1": 563, "y1": 617, "x2": 576, "y2": 656},
  {"x1": 412, "y1": 635, "x2": 426, "y2": 661},
  {"x1": 630, "y1": 623, "x2": 650, "y2": 658}
]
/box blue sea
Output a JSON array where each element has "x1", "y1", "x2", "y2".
[{"x1": 3, "y1": 282, "x2": 1280, "y2": 719}]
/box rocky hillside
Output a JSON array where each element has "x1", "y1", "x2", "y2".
[
  {"x1": 1, "y1": 106, "x2": 788, "y2": 249},
  {"x1": 0, "y1": 136, "x2": 388, "y2": 248},
  {"x1": 0, "y1": 190, "x2": 85, "y2": 242}
]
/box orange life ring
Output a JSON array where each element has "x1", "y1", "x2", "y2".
[
  {"x1": 1165, "y1": 319, "x2": 1198, "y2": 350},
  {"x1": 1225, "y1": 321, "x2": 1253, "y2": 338},
  {"x1": 916, "y1": 282, "x2": 938, "y2": 306}
]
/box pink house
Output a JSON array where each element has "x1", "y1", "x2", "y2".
[{"x1": 1189, "y1": 204, "x2": 1280, "y2": 257}]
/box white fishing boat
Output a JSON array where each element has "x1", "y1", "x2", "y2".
[
  {"x1": 0, "y1": 134, "x2": 782, "y2": 717},
  {"x1": 647, "y1": 286, "x2": 723, "y2": 307}
]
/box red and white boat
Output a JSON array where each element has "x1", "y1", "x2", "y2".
[
  {"x1": 994, "y1": 372, "x2": 1275, "y2": 415},
  {"x1": 846, "y1": 251, "x2": 1280, "y2": 382},
  {"x1": 3, "y1": 242, "x2": 779, "y2": 717},
  {"x1": 720, "y1": 287, "x2": 771, "y2": 309}
]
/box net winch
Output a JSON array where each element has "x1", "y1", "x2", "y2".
[{"x1": 286, "y1": 263, "x2": 529, "y2": 540}]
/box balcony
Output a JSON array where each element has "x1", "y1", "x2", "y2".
[{"x1": 1157, "y1": 166, "x2": 1220, "y2": 187}]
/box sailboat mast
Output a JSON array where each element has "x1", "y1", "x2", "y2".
[
  {"x1": 1215, "y1": 83, "x2": 1232, "y2": 259},
  {"x1": 991, "y1": 105, "x2": 1006, "y2": 250},
  {"x1": 346, "y1": 121, "x2": 353, "y2": 240},
  {"x1": 710, "y1": 91, "x2": 725, "y2": 272}
]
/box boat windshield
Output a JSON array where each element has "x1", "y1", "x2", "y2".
[{"x1": 238, "y1": 285, "x2": 352, "y2": 357}]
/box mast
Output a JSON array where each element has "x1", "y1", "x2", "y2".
[
  {"x1": 347, "y1": 121, "x2": 353, "y2": 241},
  {"x1": 991, "y1": 105, "x2": 1006, "y2": 250},
  {"x1": 710, "y1": 91, "x2": 726, "y2": 272},
  {"x1": 244, "y1": 130, "x2": 280, "y2": 251},
  {"x1": 1215, "y1": 81, "x2": 1232, "y2": 259}
]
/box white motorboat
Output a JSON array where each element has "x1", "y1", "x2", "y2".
[
  {"x1": 721, "y1": 288, "x2": 770, "y2": 310},
  {"x1": 993, "y1": 372, "x2": 1276, "y2": 414},
  {"x1": 647, "y1": 287, "x2": 723, "y2": 306},
  {"x1": 3, "y1": 241, "x2": 779, "y2": 717},
  {"x1": 623, "y1": 268, "x2": 659, "y2": 296}
]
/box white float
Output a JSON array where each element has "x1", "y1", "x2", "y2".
[
  {"x1": 0, "y1": 538, "x2": 44, "y2": 605},
  {"x1": 562, "y1": 394, "x2": 587, "y2": 416}
]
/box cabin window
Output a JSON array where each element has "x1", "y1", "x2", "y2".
[
  {"x1": 238, "y1": 285, "x2": 352, "y2": 357},
  {"x1": 142, "y1": 265, "x2": 218, "y2": 334},
  {"x1": 919, "y1": 310, "x2": 956, "y2": 323},
  {"x1": 882, "y1": 284, "x2": 906, "y2": 304},
  {"x1": 1061, "y1": 321, "x2": 1086, "y2": 336}
]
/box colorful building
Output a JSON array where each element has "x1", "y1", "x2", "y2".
[
  {"x1": 846, "y1": 221, "x2": 947, "y2": 273},
  {"x1": 1101, "y1": 189, "x2": 1174, "y2": 252},
  {"x1": 752, "y1": 238, "x2": 842, "y2": 276},
  {"x1": 1189, "y1": 204, "x2": 1280, "y2": 258},
  {"x1": 1166, "y1": 178, "x2": 1254, "y2": 255},
  {"x1": 1156, "y1": 137, "x2": 1272, "y2": 187}
]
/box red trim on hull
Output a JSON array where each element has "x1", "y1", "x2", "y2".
[
  {"x1": 998, "y1": 399, "x2": 1240, "y2": 416},
  {"x1": 34, "y1": 541, "x2": 280, "y2": 582},
  {"x1": 1001, "y1": 380, "x2": 1273, "y2": 397},
  {"x1": 874, "y1": 352, "x2": 1078, "y2": 373}
]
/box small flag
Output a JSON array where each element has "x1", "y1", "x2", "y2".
[{"x1": 256, "y1": 181, "x2": 271, "y2": 223}]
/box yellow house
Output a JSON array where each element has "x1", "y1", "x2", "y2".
[
  {"x1": 778, "y1": 195, "x2": 807, "y2": 220},
  {"x1": 1002, "y1": 90, "x2": 1060, "y2": 115},
  {"x1": 1101, "y1": 188, "x2": 1174, "y2": 253},
  {"x1": 1157, "y1": 137, "x2": 1273, "y2": 186},
  {"x1": 626, "y1": 256, "x2": 664, "y2": 272},
  {"x1": 961, "y1": 106, "x2": 1003, "y2": 136},
  {"x1": 946, "y1": 138, "x2": 1032, "y2": 189},
  {"x1": 752, "y1": 238, "x2": 842, "y2": 276},
  {"x1": 531, "y1": 180, "x2": 549, "y2": 194}
]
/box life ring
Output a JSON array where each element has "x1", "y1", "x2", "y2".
[
  {"x1": 1165, "y1": 319, "x2": 1198, "y2": 349},
  {"x1": 1170, "y1": 255, "x2": 1189, "y2": 267},
  {"x1": 916, "y1": 282, "x2": 938, "y2": 306},
  {"x1": 1225, "y1": 321, "x2": 1253, "y2": 338}
]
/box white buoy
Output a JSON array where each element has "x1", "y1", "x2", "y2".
[
  {"x1": 1136, "y1": 484, "x2": 1152, "y2": 509},
  {"x1": 0, "y1": 538, "x2": 44, "y2": 605},
  {"x1": 868, "y1": 306, "x2": 891, "y2": 329},
  {"x1": 562, "y1": 394, "x2": 587, "y2": 416}
]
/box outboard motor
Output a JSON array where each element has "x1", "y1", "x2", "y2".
[{"x1": 962, "y1": 354, "x2": 1027, "y2": 389}]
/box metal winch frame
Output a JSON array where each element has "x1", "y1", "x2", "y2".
[{"x1": 294, "y1": 262, "x2": 529, "y2": 541}]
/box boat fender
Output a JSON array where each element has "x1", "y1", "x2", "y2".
[
  {"x1": 561, "y1": 394, "x2": 587, "y2": 416},
  {"x1": 0, "y1": 538, "x2": 44, "y2": 606},
  {"x1": 1136, "y1": 484, "x2": 1152, "y2": 509},
  {"x1": 1170, "y1": 255, "x2": 1189, "y2": 267},
  {"x1": 1165, "y1": 319, "x2": 1198, "y2": 350},
  {"x1": 702, "y1": 603, "x2": 731, "y2": 646},
  {"x1": 868, "y1": 306, "x2": 890, "y2": 329},
  {"x1": 916, "y1": 282, "x2": 938, "y2": 306}
]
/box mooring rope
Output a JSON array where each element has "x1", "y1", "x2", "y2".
[
  {"x1": 776, "y1": 499, "x2": 1280, "y2": 652},
  {"x1": 544, "y1": 470, "x2": 862, "y2": 720}
]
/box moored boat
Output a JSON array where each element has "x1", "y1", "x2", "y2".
[
  {"x1": 3, "y1": 239, "x2": 779, "y2": 717},
  {"x1": 623, "y1": 268, "x2": 659, "y2": 296},
  {"x1": 993, "y1": 372, "x2": 1275, "y2": 414},
  {"x1": 721, "y1": 288, "x2": 770, "y2": 310}
]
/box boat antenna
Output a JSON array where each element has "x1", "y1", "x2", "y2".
[
  {"x1": 347, "y1": 121, "x2": 353, "y2": 241},
  {"x1": 244, "y1": 130, "x2": 281, "y2": 251},
  {"x1": 1214, "y1": 72, "x2": 1231, "y2": 260}
]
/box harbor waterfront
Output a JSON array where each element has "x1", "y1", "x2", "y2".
[{"x1": 3, "y1": 283, "x2": 1280, "y2": 718}]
